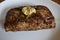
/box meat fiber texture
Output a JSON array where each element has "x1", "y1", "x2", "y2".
[{"x1": 4, "y1": 5, "x2": 56, "y2": 32}]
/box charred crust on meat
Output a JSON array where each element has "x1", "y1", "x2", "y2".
[{"x1": 4, "y1": 5, "x2": 56, "y2": 32}]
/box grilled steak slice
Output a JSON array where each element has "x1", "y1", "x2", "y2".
[{"x1": 4, "y1": 5, "x2": 56, "y2": 32}]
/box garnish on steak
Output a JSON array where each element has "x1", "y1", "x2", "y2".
[{"x1": 4, "y1": 5, "x2": 56, "y2": 32}]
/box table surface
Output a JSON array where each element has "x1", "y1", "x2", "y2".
[
  {"x1": 52, "y1": 0, "x2": 60, "y2": 4},
  {"x1": 0, "y1": 0, "x2": 4, "y2": 2}
]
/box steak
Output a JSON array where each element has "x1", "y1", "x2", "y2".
[{"x1": 4, "y1": 5, "x2": 56, "y2": 32}]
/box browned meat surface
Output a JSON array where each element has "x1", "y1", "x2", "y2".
[{"x1": 4, "y1": 5, "x2": 56, "y2": 32}]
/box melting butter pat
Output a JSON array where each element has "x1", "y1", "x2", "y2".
[{"x1": 22, "y1": 7, "x2": 36, "y2": 15}]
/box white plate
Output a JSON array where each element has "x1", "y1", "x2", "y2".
[{"x1": 0, "y1": 0, "x2": 60, "y2": 40}]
